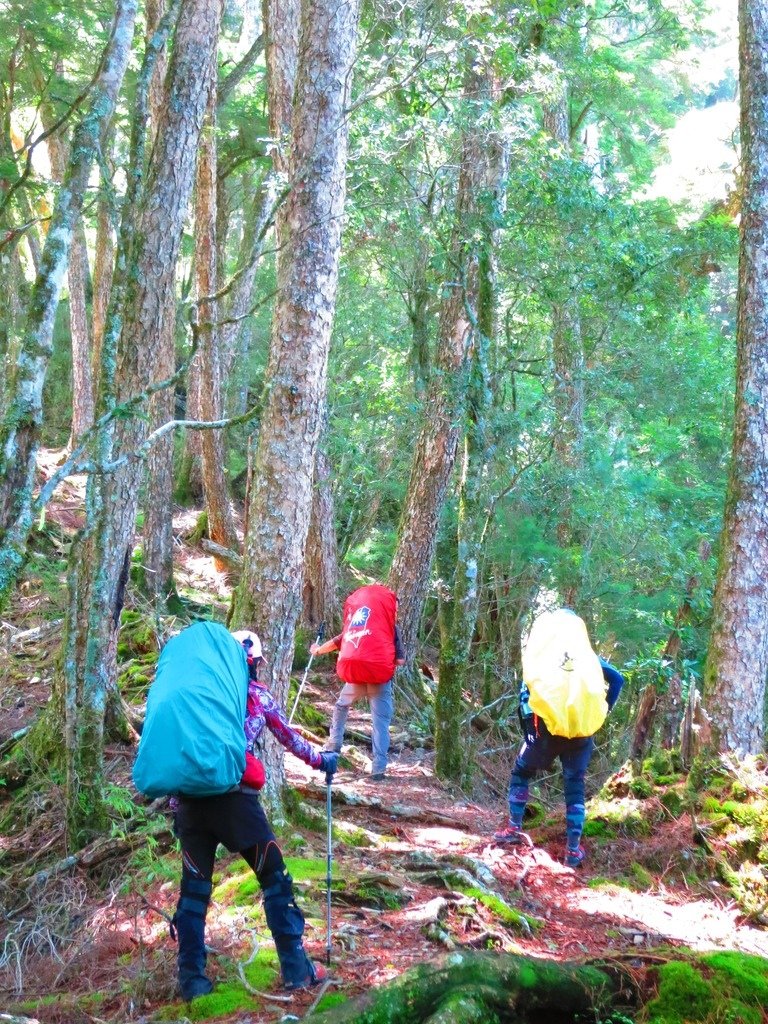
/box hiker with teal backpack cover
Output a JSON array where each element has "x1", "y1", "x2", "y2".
[
  {"x1": 493, "y1": 609, "x2": 625, "y2": 867},
  {"x1": 133, "y1": 622, "x2": 338, "y2": 1000}
]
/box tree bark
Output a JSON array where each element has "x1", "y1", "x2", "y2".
[
  {"x1": 231, "y1": 0, "x2": 360, "y2": 809},
  {"x1": 703, "y1": 0, "x2": 768, "y2": 756},
  {"x1": 0, "y1": 0, "x2": 137, "y2": 612},
  {"x1": 143, "y1": 0, "x2": 179, "y2": 606},
  {"x1": 195, "y1": 89, "x2": 240, "y2": 561},
  {"x1": 303, "y1": 438, "x2": 341, "y2": 633},
  {"x1": 91, "y1": 165, "x2": 116, "y2": 389},
  {"x1": 34, "y1": 60, "x2": 95, "y2": 444}
]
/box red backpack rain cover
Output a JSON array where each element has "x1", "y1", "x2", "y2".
[{"x1": 336, "y1": 584, "x2": 397, "y2": 685}]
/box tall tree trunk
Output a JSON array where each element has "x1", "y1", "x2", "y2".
[
  {"x1": 220, "y1": 172, "x2": 281, "y2": 400},
  {"x1": 91, "y1": 172, "x2": 116, "y2": 390},
  {"x1": 231, "y1": 0, "x2": 359, "y2": 810},
  {"x1": 35, "y1": 61, "x2": 95, "y2": 444},
  {"x1": 435, "y1": 65, "x2": 509, "y2": 781},
  {"x1": 703, "y1": 0, "x2": 768, "y2": 756},
  {"x1": 303, "y1": 438, "x2": 341, "y2": 632},
  {"x1": 142, "y1": 0, "x2": 179, "y2": 605},
  {"x1": 58, "y1": 0, "x2": 218, "y2": 846},
  {"x1": 68, "y1": 221, "x2": 95, "y2": 440},
  {"x1": 196, "y1": 90, "x2": 240, "y2": 559},
  {"x1": 544, "y1": 83, "x2": 586, "y2": 610},
  {"x1": 0, "y1": 0, "x2": 138, "y2": 614},
  {"x1": 388, "y1": 60, "x2": 491, "y2": 690}
]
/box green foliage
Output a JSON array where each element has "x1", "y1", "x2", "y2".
[{"x1": 629, "y1": 778, "x2": 654, "y2": 799}]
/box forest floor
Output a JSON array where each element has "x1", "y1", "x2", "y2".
[{"x1": 2, "y1": 456, "x2": 768, "y2": 1022}]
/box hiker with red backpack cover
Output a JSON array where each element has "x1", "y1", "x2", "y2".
[
  {"x1": 311, "y1": 584, "x2": 404, "y2": 781},
  {"x1": 493, "y1": 609, "x2": 625, "y2": 868},
  {"x1": 165, "y1": 627, "x2": 338, "y2": 1000}
]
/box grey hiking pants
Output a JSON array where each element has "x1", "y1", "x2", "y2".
[{"x1": 328, "y1": 680, "x2": 393, "y2": 774}]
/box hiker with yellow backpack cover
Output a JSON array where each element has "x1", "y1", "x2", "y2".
[{"x1": 493, "y1": 608, "x2": 625, "y2": 867}]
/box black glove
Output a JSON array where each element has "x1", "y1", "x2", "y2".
[{"x1": 318, "y1": 751, "x2": 339, "y2": 776}]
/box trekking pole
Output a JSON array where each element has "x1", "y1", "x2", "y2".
[
  {"x1": 325, "y1": 768, "x2": 333, "y2": 966},
  {"x1": 288, "y1": 621, "x2": 325, "y2": 724}
]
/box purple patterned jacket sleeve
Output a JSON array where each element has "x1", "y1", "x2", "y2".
[{"x1": 245, "y1": 682, "x2": 322, "y2": 768}]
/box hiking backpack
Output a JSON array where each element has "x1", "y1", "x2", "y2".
[
  {"x1": 133, "y1": 621, "x2": 249, "y2": 798},
  {"x1": 521, "y1": 609, "x2": 608, "y2": 739},
  {"x1": 336, "y1": 584, "x2": 397, "y2": 685}
]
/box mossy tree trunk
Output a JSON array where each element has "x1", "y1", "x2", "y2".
[
  {"x1": 307, "y1": 951, "x2": 622, "y2": 1024},
  {"x1": 55, "y1": 0, "x2": 218, "y2": 848},
  {"x1": 542, "y1": 77, "x2": 586, "y2": 612}
]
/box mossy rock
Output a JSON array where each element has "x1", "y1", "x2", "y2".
[
  {"x1": 155, "y1": 949, "x2": 280, "y2": 1021},
  {"x1": 306, "y1": 950, "x2": 621, "y2": 1023},
  {"x1": 702, "y1": 950, "x2": 768, "y2": 1006},
  {"x1": 587, "y1": 797, "x2": 654, "y2": 837},
  {"x1": 295, "y1": 697, "x2": 327, "y2": 730},
  {"x1": 628, "y1": 862, "x2": 654, "y2": 890},
  {"x1": 717, "y1": 860, "x2": 768, "y2": 920},
  {"x1": 293, "y1": 626, "x2": 314, "y2": 671}
]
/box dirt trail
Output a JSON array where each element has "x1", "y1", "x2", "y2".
[{"x1": 282, "y1": 725, "x2": 768, "y2": 1009}]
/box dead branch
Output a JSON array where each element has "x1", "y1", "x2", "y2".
[
  {"x1": 293, "y1": 781, "x2": 464, "y2": 826},
  {"x1": 200, "y1": 538, "x2": 243, "y2": 567}
]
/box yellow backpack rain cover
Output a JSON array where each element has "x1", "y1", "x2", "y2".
[{"x1": 522, "y1": 609, "x2": 608, "y2": 738}]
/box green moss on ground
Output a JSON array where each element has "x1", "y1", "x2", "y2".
[
  {"x1": 457, "y1": 886, "x2": 540, "y2": 933},
  {"x1": 154, "y1": 950, "x2": 279, "y2": 1021},
  {"x1": 314, "y1": 991, "x2": 349, "y2": 1013},
  {"x1": 645, "y1": 952, "x2": 768, "y2": 1024}
]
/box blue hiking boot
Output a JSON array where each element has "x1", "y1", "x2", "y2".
[
  {"x1": 493, "y1": 822, "x2": 527, "y2": 845},
  {"x1": 565, "y1": 844, "x2": 586, "y2": 868}
]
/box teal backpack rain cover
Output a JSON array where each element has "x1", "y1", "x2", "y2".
[{"x1": 133, "y1": 621, "x2": 249, "y2": 798}]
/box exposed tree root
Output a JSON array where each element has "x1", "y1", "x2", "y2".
[{"x1": 306, "y1": 950, "x2": 625, "y2": 1023}]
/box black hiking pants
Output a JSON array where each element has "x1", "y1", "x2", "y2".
[{"x1": 173, "y1": 790, "x2": 312, "y2": 989}]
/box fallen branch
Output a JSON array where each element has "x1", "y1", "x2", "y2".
[
  {"x1": 28, "y1": 809, "x2": 171, "y2": 886},
  {"x1": 200, "y1": 539, "x2": 243, "y2": 567},
  {"x1": 293, "y1": 782, "x2": 464, "y2": 826}
]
